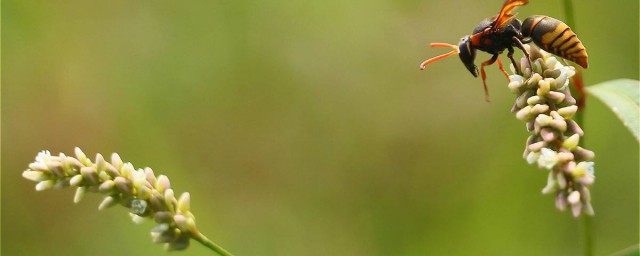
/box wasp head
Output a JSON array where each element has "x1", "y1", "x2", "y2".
[{"x1": 458, "y1": 36, "x2": 478, "y2": 77}]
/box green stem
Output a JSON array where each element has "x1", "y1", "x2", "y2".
[
  {"x1": 562, "y1": 1, "x2": 593, "y2": 256},
  {"x1": 193, "y1": 231, "x2": 235, "y2": 256},
  {"x1": 582, "y1": 216, "x2": 593, "y2": 256}
]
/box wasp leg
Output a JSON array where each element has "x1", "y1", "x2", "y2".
[
  {"x1": 507, "y1": 46, "x2": 521, "y2": 75},
  {"x1": 512, "y1": 36, "x2": 532, "y2": 73},
  {"x1": 480, "y1": 54, "x2": 499, "y2": 102},
  {"x1": 496, "y1": 57, "x2": 510, "y2": 80}
]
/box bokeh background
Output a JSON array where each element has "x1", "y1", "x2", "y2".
[{"x1": 3, "y1": 0, "x2": 638, "y2": 255}]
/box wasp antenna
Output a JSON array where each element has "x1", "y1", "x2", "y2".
[
  {"x1": 429, "y1": 42, "x2": 459, "y2": 51},
  {"x1": 419, "y1": 50, "x2": 459, "y2": 70},
  {"x1": 420, "y1": 42, "x2": 460, "y2": 70}
]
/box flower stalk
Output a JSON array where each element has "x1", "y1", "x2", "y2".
[
  {"x1": 509, "y1": 45, "x2": 595, "y2": 217},
  {"x1": 22, "y1": 148, "x2": 234, "y2": 256}
]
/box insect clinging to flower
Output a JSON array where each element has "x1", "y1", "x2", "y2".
[{"x1": 419, "y1": 0, "x2": 588, "y2": 101}]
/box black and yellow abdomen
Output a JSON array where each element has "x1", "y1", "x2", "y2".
[{"x1": 521, "y1": 15, "x2": 588, "y2": 68}]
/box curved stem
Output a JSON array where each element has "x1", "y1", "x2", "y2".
[
  {"x1": 562, "y1": 0, "x2": 576, "y2": 31},
  {"x1": 562, "y1": 1, "x2": 593, "y2": 256},
  {"x1": 193, "y1": 231, "x2": 235, "y2": 256}
]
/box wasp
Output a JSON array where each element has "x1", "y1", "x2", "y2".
[{"x1": 419, "y1": 0, "x2": 588, "y2": 101}]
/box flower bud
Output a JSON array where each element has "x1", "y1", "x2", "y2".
[
  {"x1": 98, "y1": 196, "x2": 118, "y2": 210},
  {"x1": 563, "y1": 88, "x2": 577, "y2": 105},
  {"x1": 99, "y1": 180, "x2": 115, "y2": 193},
  {"x1": 95, "y1": 153, "x2": 106, "y2": 173},
  {"x1": 526, "y1": 73, "x2": 543, "y2": 88},
  {"x1": 583, "y1": 202, "x2": 595, "y2": 216},
  {"x1": 70, "y1": 174, "x2": 84, "y2": 187},
  {"x1": 145, "y1": 167, "x2": 158, "y2": 186},
  {"x1": 516, "y1": 106, "x2": 533, "y2": 121},
  {"x1": 536, "y1": 79, "x2": 551, "y2": 96},
  {"x1": 567, "y1": 120, "x2": 584, "y2": 136},
  {"x1": 573, "y1": 147, "x2": 595, "y2": 161},
  {"x1": 546, "y1": 91, "x2": 566, "y2": 104},
  {"x1": 114, "y1": 177, "x2": 132, "y2": 195},
  {"x1": 130, "y1": 212, "x2": 146, "y2": 224},
  {"x1": 154, "y1": 211, "x2": 173, "y2": 223},
  {"x1": 74, "y1": 187, "x2": 86, "y2": 203},
  {"x1": 571, "y1": 200, "x2": 582, "y2": 217},
  {"x1": 552, "y1": 72, "x2": 568, "y2": 89},
  {"x1": 156, "y1": 175, "x2": 171, "y2": 194},
  {"x1": 558, "y1": 105, "x2": 578, "y2": 119},
  {"x1": 526, "y1": 151, "x2": 540, "y2": 164},
  {"x1": 550, "y1": 120, "x2": 567, "y2": 132},
  {"x1": 35, "y1": 180, "x2": 56, "y2": 191},
  {"x1": 543, "y1": 68, "x2": 561, "y2": 79},
  {"x1": 508, "y1": 80, "x2": 524, "y2": 93},
  {"x1": 562, "y1": 134, "x2": 580, "y2": 150},
  {"x1": 120, "y1": 163, "x2": 135, "y2": 180},
  {"x1": 540, "y1": 128, "x2": 556, "y2": 142},
  {"x1": 80, "y1": 166, "x2": 99, "y2": 185},
  {"x1": 164, "y1": 189, "x2": 177, "y2": 213},
  {"x1": 528, "y1": 141, "x2": 546, "y2": 152},
  {"x1": 541, "y1": 172, "x2": 556, "y2": 194},
  {"x1": 28, "y1": 162, "x2": 50, "y2": 173},
  {"x1": 22, "y1": 170, "x2": 48, "y2": 182},
  {"x1": 568, "y1": 191, "x2": 581, "y2": 205},
  {"x1": 111, "y1": 153, "x2": 124, "y2": 170},
  {"x1": 177, "y1": 192, "x2": 191, "y2": 213},
  {"x1": 555, "y1": 193, "x2": 567, "y2": 211},
  {"x1": 556, "y1": 172, "x2": 567, "y2": 189},
  {"x1": 531, "y1": 104, "x2": 549, "y2": 115},
  {"x1": 535, "y1": 114, "x2": 553, "y2": 127},
  {"x1": 526, "y1": 95, "x2": 543, "y2": 105}
]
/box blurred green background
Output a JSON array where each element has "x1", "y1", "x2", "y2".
[{"x1": 2, "y1": 0, "x2": 638, "y2": 255}]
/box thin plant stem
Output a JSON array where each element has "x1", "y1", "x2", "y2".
[
  {"x1": 562, "y1": 0, "x2": 576, "y2": 31},
  {"x1": 562, "y1": 1, "x2": 593, "y2": 256},
  {"x1": 582, "y1": 216, "x2": 593, "y2": 256},
  {"x1": 193, "y1": 231, "x2": 235, "y2": 256}
]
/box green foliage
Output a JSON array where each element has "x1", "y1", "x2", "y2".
[{"x1": 586, "y1": 79, "x2": 640, "y2": 142}]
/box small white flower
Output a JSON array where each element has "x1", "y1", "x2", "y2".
[
  {"x1": 585, "y1": 162, "x2": 595, "y2": 176},
  {"x1": 509, "y1": 74, "x2": 524, "y2": 83},
  {"x1": 526, "y1": 151, "x2": 540, "y2": 164},
  {"x1": 35, "y1": 150, "x2": 52, "y2": 164},
  {"x1": 563, "y1": 66, "x2": 576, "y2": 79},
  {"x1": 572, "y1": 161, "x2": 595, "y2": 177},
  {"x1": 132, "y1": 168, "x2": 148, "y2": 188},
  {"x1": 537, "y1": 148, "x2": 558, "y2": 169}
]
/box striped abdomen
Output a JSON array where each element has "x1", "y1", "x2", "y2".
[{"x1": 521, "y1": 15, "x2": 588, "y2": 68}]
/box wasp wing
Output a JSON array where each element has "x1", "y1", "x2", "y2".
[{"x1": 493, "y1": 0, "x2": 529, "y2": 30}]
